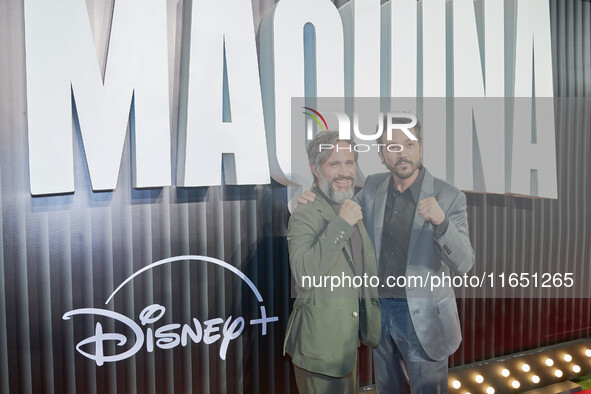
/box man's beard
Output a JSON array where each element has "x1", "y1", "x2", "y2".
[
  {"x1": 386, "y1": 157, "x2": 422, "y2": 179},
  {"x1": 317, "y1": 174, "x2": 356, "y2": 204}
]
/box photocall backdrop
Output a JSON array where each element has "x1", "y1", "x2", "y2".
[{"x1": 0, "y1": 0, "x2": 590, "y2": 393}]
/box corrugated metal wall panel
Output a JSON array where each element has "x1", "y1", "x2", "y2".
[
  {"x1": 0, "y1": 0, "x2": 590, "y2": 393},
  {"x1": 450, "y1": 0, "x2": 591, "y2": 367}
]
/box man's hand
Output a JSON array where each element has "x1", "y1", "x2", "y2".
[
  {"x1": 339, "y1": 199, "x2": 362, "y2": 226},
  {"x1": 296, "y1": 190, "x2": 317, "y2": 205},
  {"x1": 418, "y1": 197, "x2": 445, "y2": 225}
]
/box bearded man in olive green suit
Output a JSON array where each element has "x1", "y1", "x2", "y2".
[{"x1": 283, "y1": 131, "x2": 381, "y2": 394}]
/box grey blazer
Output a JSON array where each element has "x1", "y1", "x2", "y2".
[{"x1": 354, "y1": 169, "x2": 475, "y2": 361}]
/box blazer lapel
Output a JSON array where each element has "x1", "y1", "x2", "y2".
[
  {"x1": 408, "y1": 170, "x2": 435, "y2": 263},
  {"x1": 372, "y1": 177, "x2": 390, "y2": 265}
]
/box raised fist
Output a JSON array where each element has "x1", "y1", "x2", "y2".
[
  {"x1": 418, "y1": 197, "x2": 445, "y2": 225},
  {"x1": 339, "y1": 199, "x2": 362, "y2": 226}
]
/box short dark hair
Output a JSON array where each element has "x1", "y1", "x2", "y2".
[{"x1": 306, "y1": 131, "x2": 357, "y2": 181}]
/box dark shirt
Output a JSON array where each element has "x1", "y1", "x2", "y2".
[
  {"x1": 377, "y1": 167, "x2": 450, "y2": 298},
  {"x1": 378, "y1": 168, "x2": 425, "y2": 297},
  {"x1": 378, "y1": 166, "x2": 449, "y2": 298}
]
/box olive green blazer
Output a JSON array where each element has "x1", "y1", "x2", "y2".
[{"x1": 283, "y1": 194, "x2": 381, "y2": 377}]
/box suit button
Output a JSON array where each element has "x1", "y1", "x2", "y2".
[{"x1": 352, "y1": 312, "x2": 358, "y2": 318}]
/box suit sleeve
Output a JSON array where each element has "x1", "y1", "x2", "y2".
[
  {"x1": 287, "y1": 207, "x2": 355, "y2": 287},
  {"x1": 434, "y1": 191, "x2": 475, "y2": 274},
  {"x1": 353, "y1": 176, "x2": 371, "y2": 214}
]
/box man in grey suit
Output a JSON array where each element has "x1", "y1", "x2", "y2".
[
  {"x1": 357, "y1": 116, "x2": 474, "y2": 393},
  {"x1": 300, "y1": 115, "x2": 474, "y2": 393}
]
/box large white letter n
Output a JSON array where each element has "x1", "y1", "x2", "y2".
[{"x1": 24, "y1": 0, "x2": 171, "y2": 195}]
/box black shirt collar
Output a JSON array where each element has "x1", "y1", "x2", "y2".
[{"x1": 388, "y1": 165, "x2": 425, "y2": 203}]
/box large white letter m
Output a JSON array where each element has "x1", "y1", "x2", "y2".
[{"x1": 24, "y1": 0, "x2": 171, "y2": 195}]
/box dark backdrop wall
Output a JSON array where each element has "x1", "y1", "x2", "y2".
[
  {"x1": 0, "y1": 0, "x2": 589, "y2": 393},
  {"x1": 454, "y1": 0, "x2": 591, "y2": 367}
]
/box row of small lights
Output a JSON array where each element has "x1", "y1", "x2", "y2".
[{"x1": 450, "y1": 348, "x2": 591, "y2": 393}]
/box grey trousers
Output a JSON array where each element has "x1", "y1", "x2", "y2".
[
  {"x1": 374, "y1": 299, "x2": 448, "y2": 394},
  {"x1": 293, "y1": 355, "x2": 357, "y2": 394}
]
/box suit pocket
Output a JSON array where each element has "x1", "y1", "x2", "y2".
[
  {"x1": 298, "y1": 303, "x2": 357, "y2": 360},
  {"x1": 436, "y1": 295, "x2": 457, "y2": 316},
  {"x1": 434, "y1": 296, "x2": 462, "y2": 348}
]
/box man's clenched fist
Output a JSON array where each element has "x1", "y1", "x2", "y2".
[
  {"x1": 339, "y1": 199, "x2": 362, "y2": 226},
  {"x1": 418, "y1": 197, "x2": 445, "y2": 225}
]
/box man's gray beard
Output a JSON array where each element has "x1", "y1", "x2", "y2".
[{"x1": 317, "y1": 175, "x2": 355, "y2": 204}]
